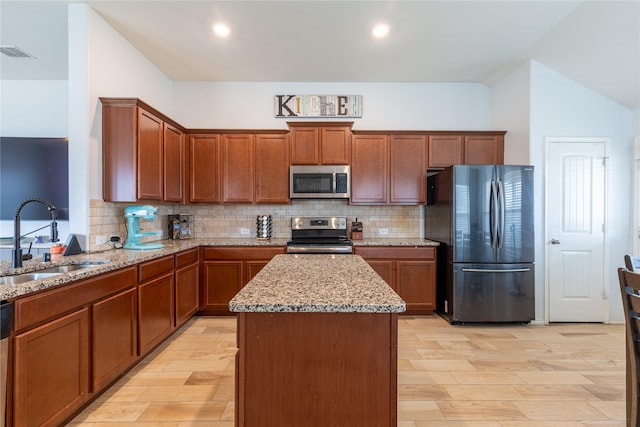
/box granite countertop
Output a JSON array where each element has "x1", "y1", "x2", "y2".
[
  {"x1": 0, "y1": 237, "x2": 436, "y2": 301},
  {"x1": 0, "y1": 238, "x2": 288, "y2": 300},
  {"x1": 351, "y1": 238, "x2": 439, "y2": 247},
  {"x1": 229, "y1": 254, "x2": 406, "y2": 313}
]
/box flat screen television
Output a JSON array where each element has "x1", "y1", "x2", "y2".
[{"x1": 0, "y1": 137, "x2": 69, "y2": 220}]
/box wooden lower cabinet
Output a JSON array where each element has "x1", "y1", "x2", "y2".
[
  {"x1": 396, "y1": 261, "x2": 436, "y2": 313},
  {"x1": 236, "y1": 312, "x2": 397, "y2": 427},
  {"x1": 355, "y1": 246, "x2": 436, "y2": 315},
  {"x1": 8, "y1": 252, "x2": 205, "y2": 427},
  {"x1": 365, "y1": 260, "x2": 394, "y2": 286},
  {"x1": 201, "y1": 246, "x2": 285, "y2": 314},
  {"x1": 202, "y1": 261, "x2": 243, "y2": 314},
  {"x1": 137, "y1": 255, "x2": 176, "y2": 356},
  {"x1": 246, "y1": 260, "x2": 270, "y2": 281},
  {"x1": 92, "y1": 288, "x2": 138, "y2": 391},
  {"x1": 175, "y1": 248, "x2": 200, "y2": 327},
  {"x1": 13, "y1": 308, "x2": 90, "y2": 427},
  {"x1": 138, "y1": 273, "x2": 175, "y2": 356}
]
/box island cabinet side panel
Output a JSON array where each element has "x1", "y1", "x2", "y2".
[{"x1": 236, "y1": 312, "x2": 398, "y2": 427}]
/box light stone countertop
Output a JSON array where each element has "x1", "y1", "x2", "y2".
[
  {"x1": 351, "y1": 238, "x2": 439, "y2": 247},
  {"x1": 229, "y1": 254, "x2": 406, "y2": 313},
  {"x1": 0, "y1": 237, "x2": 437, "y2": 301},
  {"x1": 0, "y1": 238, "x2": 288, "y2": 300}
]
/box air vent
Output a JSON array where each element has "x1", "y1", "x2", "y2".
[{"x1": 0, "y1": 46, "x2": 37, "y2": 59}]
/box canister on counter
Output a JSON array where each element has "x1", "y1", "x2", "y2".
[{"x1": 256, "y1": 215, "x2": 272, "y2": 240}]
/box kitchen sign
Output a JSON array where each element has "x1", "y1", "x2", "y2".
[{"x1": 275, "y1": 95, "x2": 362, "y2": 118}]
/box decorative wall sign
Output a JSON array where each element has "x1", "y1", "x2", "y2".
[{"x1": 275, "y1": 95, "x2": 362, "y2": 118}]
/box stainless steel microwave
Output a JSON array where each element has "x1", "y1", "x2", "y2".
[{"x1": 290, "y1": 165, "x2": 350, "y2": 199}]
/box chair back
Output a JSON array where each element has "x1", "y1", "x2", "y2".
[
  {"x1": 618, "y1": 267, "x2": 640, "y2": 426},
  {"x1": 625, "y1": 255, "x2": 640, "y2": 272}
]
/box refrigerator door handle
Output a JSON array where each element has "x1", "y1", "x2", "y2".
[
  {"x1": 461, "y1": 268, "x2": 532, "y2": 273},
  {"x1": 490, "y1": 181, "x2": 499, "y2": 248},
  {"x1": 497, "y1": 180, "x2": 505, "y2": 248}
]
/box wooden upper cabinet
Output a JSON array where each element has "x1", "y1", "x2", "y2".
[
  {"x1": 350, "y1": 134, "x2": 388, "y2": 204},
  {"x1": 137, "y1": 109, "x2": 164, "y2": 200},
  {"x1": 351, "y1": 133, "x2": 426, "y2": 205},
  {"x1": 163, "y1": 123, "x2": 184, "y2": 203},
  {"x1": 101, "y1": 98, "x2": 186, "y2": 202},
  {"x1": 189, "y1": 132, "x2": 289, "y2": 204},
  {"x1": 321, "y1": 126, "x2": 351, "y2": 164},
  {"x1": 255, "y1": 133, "x2": 290, "y2": 203},
  {"x1": 188, "y1": 134, "x2": 220, "y2": 203},
  {"x1": 390, "y1": 135, "x2": 426, "y2": 204},
  {"x1": 222, "y1": 134, "x2": 255, "y2": 203},
  {"x1": 290, "y1": 126, "x2": 319, "y2": 164},
  {"x1": 427, "y1": 133, "x2": 505, "y2": 168},
  {"x1": 289, "y1": 123, "x2": 352, "y2": 165},
  {"x1": 428, "y1": 135, "x2": 463, "y2": 168},
  {"x1": 464, "y1": 134, "x2": 504, "y2": 164}
]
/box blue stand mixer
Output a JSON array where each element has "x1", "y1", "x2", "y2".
[{"x1": 124, "y1": 205, "x2": 164, "y2": 250}]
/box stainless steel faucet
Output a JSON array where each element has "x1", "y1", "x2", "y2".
[{"x1": 12, "y1": 198, "x2": 60, "y2": 268}]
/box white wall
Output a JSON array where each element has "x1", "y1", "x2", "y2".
[
  {"x1": 173, "y1": 82, "x2": 492, "y2": 130},
  {"x1": 490, "y1": 62, "x2": 531, "y2": 165},
  {"x1": 68, "y1": 4, "x2": 174, "y2": 248},
  {"x1": 0, "y1": 80, "x2": 68, "y2": 137},
  {"x1": 529, "y1": 60, "x2": 634, "y2": 323}
]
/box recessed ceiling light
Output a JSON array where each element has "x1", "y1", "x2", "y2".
[
  {"x1": 212, "y1": 23, "x2": 231, "y2": 38},
  {"x1": 371, "y1": 23, "x2": 390, "y2": 39}
]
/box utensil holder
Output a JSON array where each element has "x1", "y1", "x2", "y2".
[{"x1": 256, "y1": 215, "x2": 272, "y2": 240}]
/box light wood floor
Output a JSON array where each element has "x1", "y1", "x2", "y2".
[{"x1": 68, "y1": 315, "x2": 626, "y2": 426}]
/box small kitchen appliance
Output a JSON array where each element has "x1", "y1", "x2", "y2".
[
  {"x1": 290, "y1": 165, "x2": 350, "y2": 199},
  {"x1": 124, "y1": 205, "x2": 164, "y2": 250},
  {"x1": 168, "y1": 214, "x2": 194, "y2": 240},
  {"x1": 286, "y1": 217, "x2": 353, "y2": 254}
]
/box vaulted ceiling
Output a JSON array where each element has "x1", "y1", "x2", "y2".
[{"x1": 1, "y1": 1, "x2": 638, "y2": 109}]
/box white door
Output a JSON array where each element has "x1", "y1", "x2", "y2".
[{"x1": 547, "y1": 139, "x2": 606, "y2": 322}]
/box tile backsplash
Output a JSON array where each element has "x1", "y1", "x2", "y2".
[{"x1": 89, "y1": 199, "x2": 423, "y2": 252}]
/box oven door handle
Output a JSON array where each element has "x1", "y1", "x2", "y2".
[{"x1": 286, "y1": 245, "x2": 353, "y2": 254}]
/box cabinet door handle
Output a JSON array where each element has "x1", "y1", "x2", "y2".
[{"x1": 551, "y1": 239, "x2": 560, "y2": 245}]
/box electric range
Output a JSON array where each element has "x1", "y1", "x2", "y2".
[{"x1": 286, "y1": 216, "x2": 353, "y2": 254}]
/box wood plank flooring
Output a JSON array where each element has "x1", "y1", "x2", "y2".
[{"x1": 68, "y1": 315, "x2": 626, "y2": 426}]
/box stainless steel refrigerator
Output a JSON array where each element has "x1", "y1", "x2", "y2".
[{"x1": 425, "y1": 165, "x2": 535, "y2": 323}]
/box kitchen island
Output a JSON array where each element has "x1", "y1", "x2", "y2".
[{"x1": 229, "y1": 254, "x2": 405, "y2": 427}]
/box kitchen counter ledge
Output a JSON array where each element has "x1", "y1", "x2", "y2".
[
  {"x1": 0, "y1": 237, "x2": 436, "y2": 300},
  {"x1": 230, "y1": 254, "x2": 406, "y2": 313},
  {"x1": 352, "y1": 238, "x2": 439, "y2": 246},
  {"x1": 0, "y1": 238, "x2": 288, "y2": 300}
]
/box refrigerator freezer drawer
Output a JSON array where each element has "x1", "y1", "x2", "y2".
[{"x1": 450, "y1": 263, "x2": 534, "y2": 323}]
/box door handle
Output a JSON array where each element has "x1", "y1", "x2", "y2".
[{"x1": 551, "y1": 239, "x2": 560, "y2": 245}]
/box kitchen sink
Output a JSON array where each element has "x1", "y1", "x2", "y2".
[
  {"x1": 39, "y1": 263, "x2": 107, "y2": 274},
  {"x1": 0, "y1": 262, "x2": 111, "y2": 286},
  {"x1": 0, "y1": 272, "x2": 61, "y2": 286}
]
